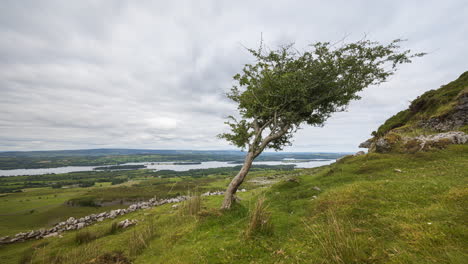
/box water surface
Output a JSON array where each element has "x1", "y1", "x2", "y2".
[{"x1": 0, "y1": 159, "x2": 335, "y2": 177}]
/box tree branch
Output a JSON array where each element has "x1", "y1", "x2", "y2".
[{"x1": 253, "y1": 125, "x2": 290, "y2": 157}]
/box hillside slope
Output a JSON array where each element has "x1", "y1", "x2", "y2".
[
  {"x1": 378, "y1": 71, "x2": 467, "y2": 135},
  {"x1": 1, "y1": 146, "x2": 466, "y2": 264},
  {"x1": 360, "y1": 71, "x2": 468, "y2": 153}
]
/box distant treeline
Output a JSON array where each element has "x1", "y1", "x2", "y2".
[
  {"x1": 154, "y1": 164, "x2": 295, "y2": 178},
  {"x1": 0, "y1": 149, "x2": 346, "y2": 170},
  {"x1": 93, "y1": 165, "x2": 146, "y2": 171}
]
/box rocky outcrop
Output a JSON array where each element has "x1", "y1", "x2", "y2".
[
  {"x1": 360, "y1": 131, "x2": 468, "y2": 153},
  {"x1": 353, "y1": 151, "x2": 366, "y2": 156},
  {"x1": 358, "y1": 138, "x2": 373, "y2": 148},
  {"x1": 0, "y1": 190, "x2": 235, "y2": 245},
  {"x1": 419, "y1": 91, "x2": 468, "y2": 131}
]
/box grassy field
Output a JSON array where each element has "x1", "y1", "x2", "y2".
[
  {"x1": 0, "y1": 145, "x2": 466, "y2": 263},
  {"x1": 0, "y1": 167, "x2": 286, "y2": 238}
]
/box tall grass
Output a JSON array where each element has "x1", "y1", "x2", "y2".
[
  {"x1": 180, "y1": 194, "x2": 201, "y2": 216},
  {"x1": 128, "y1": 217, "x2": 157, "y2": 256},
  {"x1": 24, "y1": 243, "x2": 102, "y2": 264},
  {"x1": 245, "y1": 197, "x2": 273, "y2": 238},
  {"x1": 74, "y1": 230, "x2": 97, "y2": 245},
  {"x1": 107, "y1": 221, "x2": 120, "y2": 235},
  {"x1": 303, "y1": 210, "x2": 367, "y2": 264}
]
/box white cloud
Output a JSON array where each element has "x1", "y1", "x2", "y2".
[{"x1": 145, "y1": 117, "x2": 178, "y2": 130}]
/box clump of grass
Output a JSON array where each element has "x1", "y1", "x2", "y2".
[
  {"x1": 18, "y1": 248, "x2": 34, "y2": 264},
  {"x1": 75, "y1": 230, "x2": 97, "y2": 245},
  {"x1": 107, "y1": 221, "x2": 120, "y2": 235},
  {"x1": 128, "y1": 218, "x2": 157, "y2": 256},
  {"x1": 304, "y1": 211, "x2": 368, "y2": 264},
  {"x1": 180, "y1": 194, "x2": 201, "y2": 216},
  {"x1": 95, "y1": 250, "x2": 131, "y2": 264},
  {"x1": 245, "y1": 197, "x2": 273, "y2": 238},
  {"x1": 63, "y1": 243, "x2": 102, "y2": 264}
]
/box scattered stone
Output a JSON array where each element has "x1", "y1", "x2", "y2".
[
  {"x1": 312, "y1": 186, "x2": 321, "y2": 191},
  {"x1": 394, "y1": 169, "x2": 403, "y2": 173},
  {"x1": 43, "y1": 232, "x2": 59, "y2": 238},
  {"x1": 117, "y1": 219, "x2": 137, "y2": 229},
  {"x1": 354, "y1": 151, "x2": 366, "y2": 156},
  {"x1": 287, "y1": 178, "x2": 299, "y2": 183}
]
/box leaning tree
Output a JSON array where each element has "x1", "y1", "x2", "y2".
[{"x1": 218, "y1": 39, "x2": 424, "y2": 209}]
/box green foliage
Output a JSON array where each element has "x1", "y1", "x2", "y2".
[{"x1": 220, "y1": 39, "x2": 423, "y2": 153}]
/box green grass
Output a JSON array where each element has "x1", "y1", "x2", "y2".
[{"x1": 1, "y1": 145, "x2": 466, "y2": 263}]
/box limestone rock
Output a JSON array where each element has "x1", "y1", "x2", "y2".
[
  {"x1": 354, "y1": 151, "x2": 365, "y2": 156},
  {"x1": 359, "y1": 138, "x2": 373, "y2": 148},
  {"x1": 43, "y1": 232, "x2": 60, "y2": 238},
  {"x1": 117, "y1": 219, "x2": 137, "y2": 229}
]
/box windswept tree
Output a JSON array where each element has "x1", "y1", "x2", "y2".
[{"x1": 218, "y1": 39, "x2": 424, "y2": 209}]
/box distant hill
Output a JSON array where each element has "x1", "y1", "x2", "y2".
[
  {"x1": 0, "y1": 148, "x2": 348, "y2": 158},
  {"x1": 0, "y1": 149, "x2": 349, "y2": 170}
]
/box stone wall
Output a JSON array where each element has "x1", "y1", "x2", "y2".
[{"x1": 0, "y1": 189, "x2": 246, "y2": 245}]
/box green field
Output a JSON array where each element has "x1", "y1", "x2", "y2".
[
  {"x1": 0, "y1": 166, "x2": 293, "y2": 238},
  {"x1": 0, "y1": 145, "x2": 466, "y2": 263}
]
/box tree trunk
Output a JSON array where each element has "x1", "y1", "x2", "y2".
[{"x1": 221, "y1": 151, "x2": 255, "y2": 209}]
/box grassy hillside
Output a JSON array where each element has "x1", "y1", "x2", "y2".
[
  {"x1": 375, "y1": 71, "x2": 468, "y2": 137},
  {"x1": 1, "y1": 145, "x2": 466, "y2": 263}
]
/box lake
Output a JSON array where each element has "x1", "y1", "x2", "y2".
[{"x1": 0, "y1": 159, "x2": 335, "y2": 177}]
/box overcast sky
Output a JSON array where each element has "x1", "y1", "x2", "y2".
[{"x1": 0, "y1": 0, "x2": 466, "y2": 152}]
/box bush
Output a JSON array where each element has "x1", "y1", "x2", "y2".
[{"x1": 68, "y1": 197, "x2": 100, "y2": 207}]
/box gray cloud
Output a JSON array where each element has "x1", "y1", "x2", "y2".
[{"x1": 0, "y1": 0, "x2": 467, "y2": 152}]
